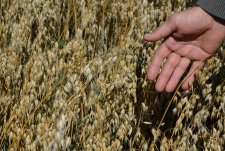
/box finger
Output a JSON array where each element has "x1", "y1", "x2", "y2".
[
  {"x1": 181, "y1": 72, "x2": 195, "y2": 90},
  {"x1": 181, "y1": 61, "x2": 203, "y2": 90},
  {"x1": 155, "y1": 53, "x2": 181, "y2": 92},
  {"x1": 165, "y1": 58, "x2": 191, "y2": 92},
  {"x1": 147, "y1": 43, "x2": 170, "y2": 80},
  {"x1": 165, "y1": 37, "x2": 210, "y2": 60},
  {"x1": 164, "y1": 36, "x2": 183, "y2": 50},
  {"x1": 144, "y1": 15, "x2": 177, "y2": 42}
]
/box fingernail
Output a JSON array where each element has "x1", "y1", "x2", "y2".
[{"x1": 143, "y1": 33, "x2": 150, "y2": 39}]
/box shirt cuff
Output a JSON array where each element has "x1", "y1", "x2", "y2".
[{"x1": 197, "y1": 0, "x2": 225, "y2": 21}]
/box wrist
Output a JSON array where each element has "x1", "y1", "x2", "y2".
[
  {"x1": 197, "y1": 6, "x2": 225, "y2": 40},
  {"x1": 212, "y1": 17, "x2": 225, "y2": 40}
]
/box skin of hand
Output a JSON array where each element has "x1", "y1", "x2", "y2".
[{"x1": 144, "y1": 6, "x2": 225, "y2": 93}]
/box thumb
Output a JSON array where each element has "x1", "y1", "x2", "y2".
[{"x1": 144, "y1": 15, "x2": 177, "y2": 42}]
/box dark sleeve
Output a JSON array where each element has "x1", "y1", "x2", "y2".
[{"x1": 197, "y1": 0, "x2": 225, "y2": 20}]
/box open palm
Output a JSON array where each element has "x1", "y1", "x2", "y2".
[{"x1": 144, "y1": 7, "x2": 225, "y2": 92}]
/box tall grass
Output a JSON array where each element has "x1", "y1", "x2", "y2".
[{"x1": 0, "y1": 0, "x2": 224, "y2": 150}]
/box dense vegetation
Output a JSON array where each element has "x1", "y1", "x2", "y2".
[{"x1": 0, "y1": 0, "x2": 224, "y2": 150}]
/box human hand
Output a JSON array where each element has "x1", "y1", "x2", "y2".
[{"x1": 144, "y1": 7, "x2": 225, "y2": 92}]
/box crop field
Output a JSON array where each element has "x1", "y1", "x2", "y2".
[{"x1": 0, "y1": 0, "x2": 225, "y2": 150}]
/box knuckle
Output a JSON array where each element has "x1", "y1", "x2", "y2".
[
  {"x1": 179, "y1": 58, "x2": 190, "y2": 69},
  {"x1": 169, "y1": 13, "x2": 177, "y2": 22},
  {"x1": 168, "y1": 53, "x2": 180, "y2": 65}
]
